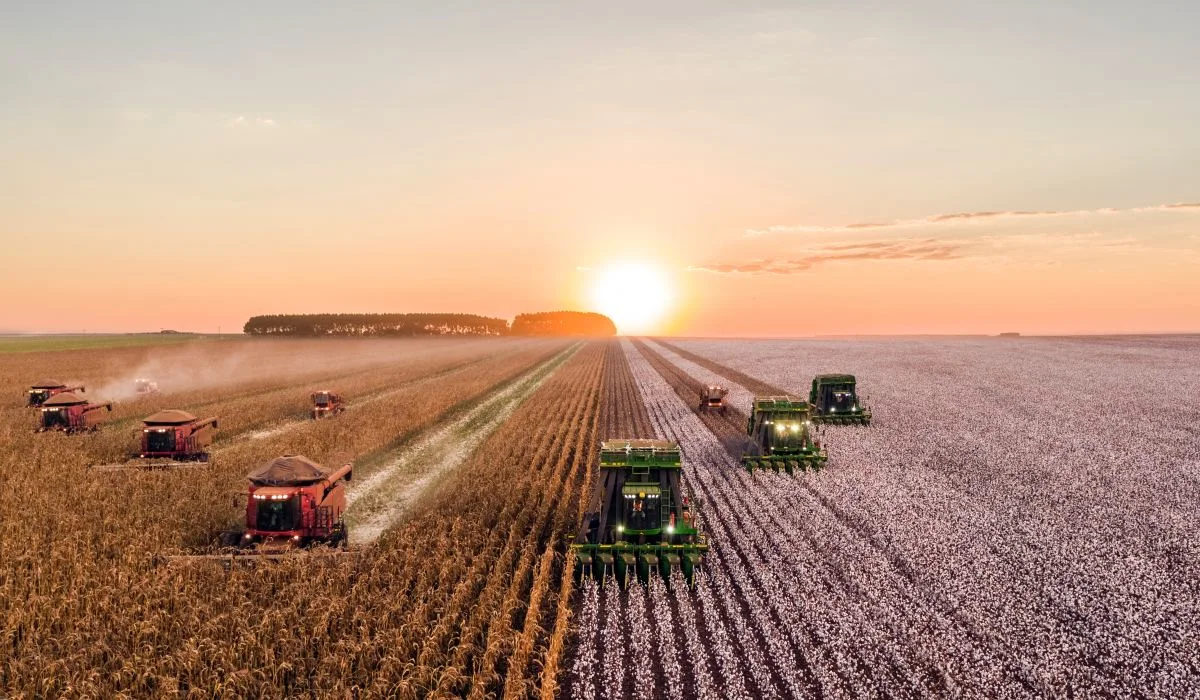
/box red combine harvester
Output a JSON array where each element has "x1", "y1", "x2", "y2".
[
  {"x1": 310, "y1": 390, "x2": 345, "y2": 419},
  {"x1": 91, "y1": 409, "x2": 218, "y2": 471},
  {"x1": 36, "y1": 393, "x2": 112, "y2": 433},
  {"x1": 167, "y1": 455, "x2": 354, "y2": 565},
  {"x1": 134, "y1": 378, "x2": 160, "y2": 395},
  {"x1": 699, "y1": 385, "x2": 729, "y2": 414},
  {"x1": 28, "y1": 379, "x2": 85, "y2": 407}
]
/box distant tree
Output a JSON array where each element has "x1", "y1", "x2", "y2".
[
  {"x1": 510, "y1": 311, "x2": 617, "y2": 337},
  {"x1": 243, "y1": 313, "x2": 509, "y2": 337}
]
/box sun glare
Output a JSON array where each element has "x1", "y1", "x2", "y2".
[{"x1": 590, "y1": 261, "x2": 673, "y2": 335}]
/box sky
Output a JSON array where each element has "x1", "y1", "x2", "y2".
[{"x1": 2, "y1": 1, "x2": 1198, "y2": 336}]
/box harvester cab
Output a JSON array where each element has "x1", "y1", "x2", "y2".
[
  {"x1": 36, "y1": 392, "x2": 112, "y2": 433},
  {"x1": 809, "y1": 374, "x2": 871, "y2": 425},
  {"x1": 743, "y1": 396, "x2": 827, "y2": 474},
  {"x1": 573, "y1": 439, "x2": 708, "y2": 587},
  {"x1": 166, "y1": 456, "x2": 354, "y2": 565},
  {"x1": 134, "y1": 378, "x2": 160, "y2": 395},
  {"x1": 28, "y1": 379, "x2": 84, "y2": 407},
  {"x1": 310, "y1": 390, "x2": 345, "y2": 419},
  {"x1": 698, "y1": 385, "x2": 729, "y2": 414},
  {"x1": 91, "y1": 410, "x2": 218, "y2": 471}
]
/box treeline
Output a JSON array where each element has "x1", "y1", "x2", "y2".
[
  {"x1": 243, "y1": 311, "x2": 615, "y2": 337},
  {"x1": 510, "y1": 311, "x2": 616, "y2": 336}
]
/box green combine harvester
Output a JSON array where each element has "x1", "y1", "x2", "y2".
[
  {"x1": 573, "y1": 439, "x2": 708, "y2": 587},
  {"x1": 743, "y1": 396, "x2": 827, "y2": 474},
  {"x1": 808, "y1": 374, "x2": 871, "y2": 425}
]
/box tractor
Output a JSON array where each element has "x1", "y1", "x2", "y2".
[
  {"x1": 310, "y1": 390, "x2": 345, "y2": 419},
  {"x1": 90, "y1": 410, "x2": 218, "y2": 470},
  {"x1": 28, "y1": 379, "x2": 84, "y2": 407},
  {"x1": 743, "y1": 396, "x2": 827, "y2": 474},
  {"x1": 167, "y1": 455, "x2": 353, "y2": 564},
  {"x1": 809, "y1": 374, "x2": 870, "y2": 425},
  {"x1": 36, "y1": 393, "x2": 112, "y2": 433},
  {"x1": 573, "y1": 439, "x2": 708, "y2": 587},
  {"x1": 698, "y1": 385, "x2": 729, "y2": 414},
  {"x1": 134, "y1": 378, "x2": 160, "y2": 395}
]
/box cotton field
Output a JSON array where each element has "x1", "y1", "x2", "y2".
[{"x1": 565, "y1": 335, "x2": 1199, "y2": 699}]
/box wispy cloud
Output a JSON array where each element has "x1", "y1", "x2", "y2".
[
  {"x1": 690, "y1": 238, "x2": 964, "y2": 275},
  {"x1": 226, "y1": 115, "x2": 277, "y2": 128},
  {"x1": 745, "y1": 202, "x2": 1200, "y2": 237}
]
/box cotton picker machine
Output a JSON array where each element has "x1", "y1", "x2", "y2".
[
  {"x1": 310, "y1": 390, "x2": 345, "y2": 419},
  {"x1": 742, "y1": 396, "x2": 827, "y2": 474},
  {"x1": 27, "y1": 379, "x2": 85, "y2": 407},
  {"x1": 35, "y1": 393, "x2": 112, "y2": 433},
  {"x1": 165, "y1": 455, "x2": 354, "y2": 566},
  {"x1": 573, "y1": 439, "x2": 708, "y2": 587},
  {"x1": 90, "y1": 410, "x2": 218, "y2": 471},
  {"x1": 809, "y1": 374, "x2": 871, "y2": 425}
]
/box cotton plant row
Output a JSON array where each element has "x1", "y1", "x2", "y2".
[{"x1": 656, "y1": 337, "x2": 1200, "y2": 696}]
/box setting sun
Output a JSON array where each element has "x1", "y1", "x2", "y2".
[{"x1": 589, "y1": 262, "x2": 673, "y2": 335}]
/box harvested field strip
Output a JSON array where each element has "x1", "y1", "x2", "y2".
[
  {"x1": 346, "y1": 343, "x2": 579, "y2": 543},
  {"x1": 100, "y1": 340, "x2": 531, "y2": 438}
]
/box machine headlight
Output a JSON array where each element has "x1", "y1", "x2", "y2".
[
  {"x1": 667, "y1": 524, "x2": 675, "y2": 534},
  {"x1": 791, "y1": 424, "x2": 800, "y2": 432},
  {"x1": 616, "y1": 524, "x2": 624, "y2": 533},
  {"x1": 852, "y1": 406, "x2": 858, "y2": 412}
]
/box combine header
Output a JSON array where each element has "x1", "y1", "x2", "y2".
[
  {"x1": 310, "y1": 390, "x2": 345, "y2": 419},
  {"x1": 698, "y1": 385, "x2": 729, "y2": 414},
  {"x1": 166, "y1": 455, "x2": 354, "y2": 565},
  {"x1": 27, "y1": 380, "x2": 84, "y2": 407},
  {"x1": 743, "y1": 396, "x2": 827, "y2": 474},
  {"x1": 573, "y1": 439, "x2": 708, "y2": 587},
  {"x1": 90, "y1": 410, "x2": 217, "y2": 471},
  {"x1": 35, "y1": 393, "x2": 112, "y2": 433},
  {"x1": 809, "y1": 374, "x2": 870, "y2": 425}
]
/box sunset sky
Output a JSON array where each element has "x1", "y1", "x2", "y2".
[{"x1": 2, "y1": 2, "x2": 1198, "y2": 336}]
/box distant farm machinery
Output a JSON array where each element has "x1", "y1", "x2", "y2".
[
  {"x1": 35, "y1": 393, "x2": 112, "y2": 433},
  {"x1": 90, "y1": 410, "x2": 218, "y2": 471},
  {"x1": 310, "y1": 390, "x2": 345, "y2": 419},
  {"x1": 698, "y1": 385, "x2": 728, "y2": 414},
  {"x1": 27, "y1": 380, "x2": 85, "y2": 407},
  {"x1": 742, "y1": 396, "x2": 827, "y2": 474},
  {"x1": 809, "y1": 374, "x2": 870, "y2": 425},
  {"x1": 573, "y1": 439, "x2": 708, "y2": 587}
]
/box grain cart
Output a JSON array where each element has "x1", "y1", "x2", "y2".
[
  {"x1": 28, "y1": 379, "x2": 85, "y2": 407},
  {"x1": 809, "y1": 374, "x2": 870, "y2": 425},
  {"x1": 166, "y1": 455, "x2": 354, "y2": 565},
  {"x1": 90, "y1": 409, "x2": 218, "y2": 471},
  {"x1": 573, "y1": 439, "x2": 708, "y2": 587},
  {"x1": 743, "y1": 396, "x2": 827, "y2": 474},
  {"x1": 310, "y1": 390, "x2": 345, "y2": 419},
  {"x1": 698, "y1": 385, "x2": 729, "y2": 414},
  {"x1": 36, "y1": 393, "x2": 112, "y2": 433}
]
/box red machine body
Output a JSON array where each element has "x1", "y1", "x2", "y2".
[
  {"x1": 37, "y1": 393, "x2": 111, "y2": 433},
  {"x1": 310, "y1": 390, "x2": 345, "y2": 419},
  {"x1": 28, "y1": 380, "x2": 85, "y2": 407},
  {"x1": 698, "y1": 385, "x2": 729, "y2": 414},
  {"x1": 235, "y1": 455, "x2": 352, "y2": 552},
  {"x1": 138, "y1": 410, "x2": 218, "y2": 462}
]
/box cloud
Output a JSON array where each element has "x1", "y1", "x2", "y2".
[
  {"x1": 226, "y1": 115, "x2": 277, "y2": 127},
  {"x1": 691, "y1": 238, "x2": 965, "y2": 275},
  {"x1": 745, "y1": 202, "x2": 1200, "y2": 237}
]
